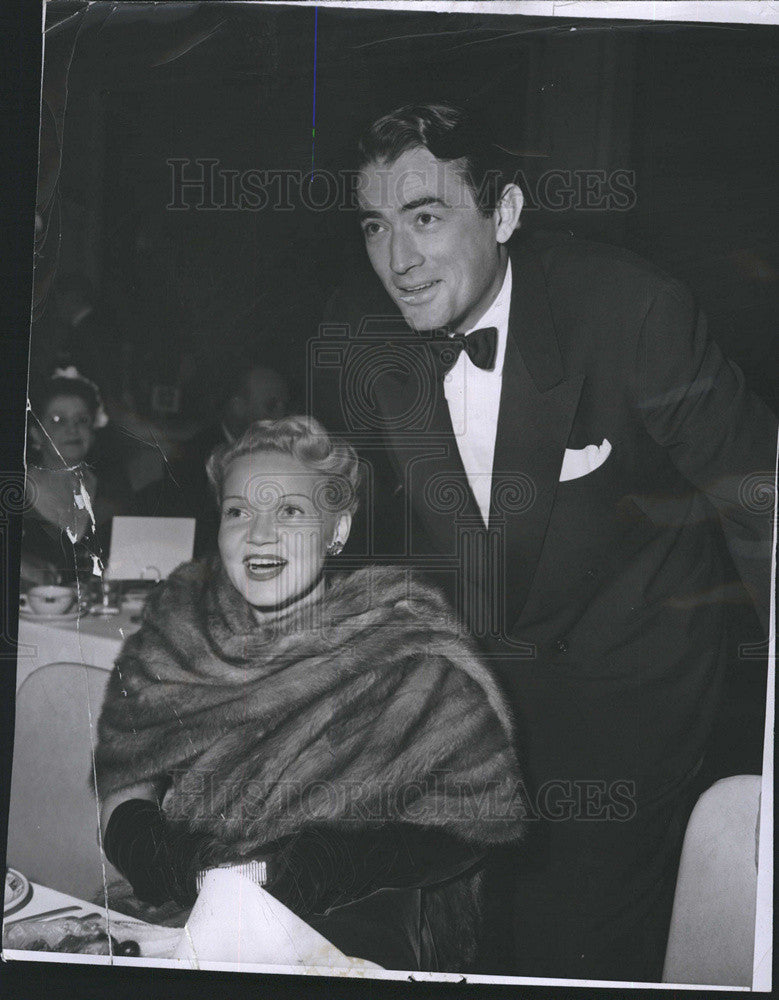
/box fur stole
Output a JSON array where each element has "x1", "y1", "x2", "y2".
[{"x1": 96, "y1": 559, "x2": 525, "y2": 861}]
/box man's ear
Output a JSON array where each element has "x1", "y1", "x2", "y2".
[{"x1": 494, "y1": 183, "x2": 523, "y2": 244}]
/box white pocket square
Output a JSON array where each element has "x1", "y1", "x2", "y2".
[{"x1": 559, "y1": 438, "x2": 612, "y2": 482}]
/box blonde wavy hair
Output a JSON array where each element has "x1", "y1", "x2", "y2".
[{"x1": 206, "y1": 415, "x2": 361, "y2": 515}]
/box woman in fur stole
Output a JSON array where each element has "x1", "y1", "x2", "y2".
[{"x1": 95, "y1": 415, "x2": 526, "y2": 971}]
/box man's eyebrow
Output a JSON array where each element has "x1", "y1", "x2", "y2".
[
  {"x1": 221, "y1": 493, "x2": 313, "y2": 502},
  {"x1": 401, "y1": 196, "x2": 451, "y2": 212},
  {"x1": 358, "y1": 196, "x2": 451, "y2": 222}
]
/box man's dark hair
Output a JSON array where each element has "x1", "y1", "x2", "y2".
[{"x1": 356, "y1": 103, "x2": 510, "y2": 216}]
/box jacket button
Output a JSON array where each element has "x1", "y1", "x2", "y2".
[
  {"x1": 585, "y1": 569, "x2": 597, "y2": 579},
  {"x1": 554, "y1": 638, "x2": 569, "y2": 654}
]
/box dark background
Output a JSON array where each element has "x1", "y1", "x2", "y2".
[
  {"x1": 32, "y1": 2, "x2": 779, "y2": 416},
  {"x1": 2, "y1": 2, "x2": 776, "y2": 998}
]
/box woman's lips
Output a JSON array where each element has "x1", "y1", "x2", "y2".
[
  {"x1": 395, "y1": 279, "x2": 441, "y2": 306},
  {"x1": 243, "y1": 556, "x2": 287, "y2": 581}
]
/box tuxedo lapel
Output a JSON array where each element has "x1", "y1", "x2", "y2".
[
  {"x1": 489, "y1": 247, "x2": 583, "y2": 626},
  {"x1": 367, "y1": 243, "x2": 583, "y2": 632},
  {"x1": 371, "y1": 343, "x2": 483, "y2": 558}
]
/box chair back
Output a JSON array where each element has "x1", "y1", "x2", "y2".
[
  {"x1": 662, "y1": 774, "x2": 761, "y2": 986},
  {"x1": 6, "y1": 661, "x2": 119, "y2": 900}
]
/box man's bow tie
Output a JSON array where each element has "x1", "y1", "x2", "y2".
[{"x1": 431, "y1": 327, "x2": 498, "y2": 375}]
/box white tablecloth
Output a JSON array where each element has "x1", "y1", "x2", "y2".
[{"x1": 14, "y1": 609, "x2": 140, "y2": 690}]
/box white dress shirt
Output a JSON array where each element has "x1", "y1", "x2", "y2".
[{"x1": 443, "y1": 260, "x2": 512, "y2": 526}]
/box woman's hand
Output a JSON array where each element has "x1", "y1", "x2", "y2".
[
  {"x1": 99, "y1": 780, "x2": 159, "y2": 838},
  {"x1": 102, "y1": 795, "x2": 214, "y2": 908}
]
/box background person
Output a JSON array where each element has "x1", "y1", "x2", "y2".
[
  {"x1": 22, "y1": 369, "x2": 135, "y2": 587},
  {"x1": 142, "y1": 364, "x2": 291, "y2": 556}
]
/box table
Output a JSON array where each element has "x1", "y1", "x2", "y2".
[
  {"x1": 3, "y1": 879, "x2": 182, "y2": 961},
  {"x1": 14, "y1": 606, "x2": 141, "y2": 691}
]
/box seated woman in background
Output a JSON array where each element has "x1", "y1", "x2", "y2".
[
  {"x1": 95, "y1": 415, "x2": 526, "y2": 972},
  {"x1": 22, "y1": 368, "x2": 135, "y2": 587}
]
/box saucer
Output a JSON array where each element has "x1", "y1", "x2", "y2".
[
  {"x1": 19, "y1": 607, "x2": 81, "y2": 622},
  {"x1": 5, "y1": 869, "x2": 33, "y2": 916}
]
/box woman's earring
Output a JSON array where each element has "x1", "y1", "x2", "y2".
[{"x1": 326, "y1": 540, "x2": 344, "y2": 557}]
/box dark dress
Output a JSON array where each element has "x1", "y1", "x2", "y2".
[{"x1": 21, "y1": 458, "x2": 137, "y2": 585}]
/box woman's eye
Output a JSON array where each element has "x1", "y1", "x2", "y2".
[
  {"x1": 362, "y1": 222, "x2": 383, "y2": 239},
  {"x1": 279, "y1": 504, "x2": 304, "y2": 519},
  {"x1": 416, "y1": 212, "x2": 437, "y2": 227},
  {"x1": 222, "y1": 506, "x2": 245, "y2": 519},
  {"x1": 48, "y1": 414, "x2": 91, "y2": 428}
]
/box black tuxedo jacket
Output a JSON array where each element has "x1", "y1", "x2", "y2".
[{"x1": 315, "y1": 232, "x2": 776, "y2": 807}]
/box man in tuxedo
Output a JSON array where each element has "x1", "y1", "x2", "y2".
[{"x1": 313, "y1": 103, "x2": 776, "y2": 981}]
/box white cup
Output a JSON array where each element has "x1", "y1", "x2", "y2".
[{"x1": 24, "y1": 585, "x2": 77, "y2": 616}]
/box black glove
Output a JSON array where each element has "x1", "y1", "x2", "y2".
[
  {"x1": 264, "y1": 824, "x2": 483, "y2": 917},
  {"x1": 102, "y1": 798, "x2": 214, "y2": 907}
]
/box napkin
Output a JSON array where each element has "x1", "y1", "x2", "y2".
[{"x1": 172, "y1": 867, "x2": 382, "y2": 971}]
